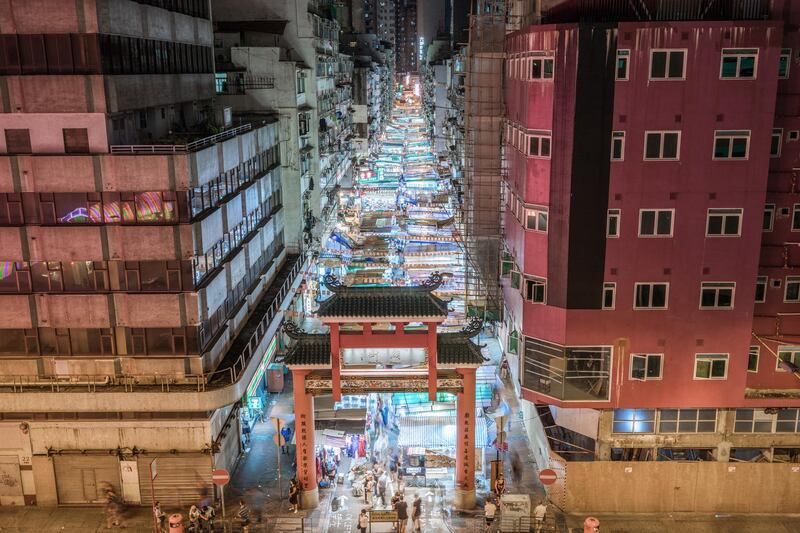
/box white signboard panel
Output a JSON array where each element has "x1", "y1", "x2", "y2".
[{"x1": 342, "y1": 347, "x2": 427, "y2": 367}]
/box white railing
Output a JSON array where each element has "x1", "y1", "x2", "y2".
[{"x1": 110, "y1": 124, "x2": 253, "y2": 154}]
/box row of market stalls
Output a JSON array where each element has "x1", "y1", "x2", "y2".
[{"x1": 301, "y1": 84, "x2": 495, "y2": 491}]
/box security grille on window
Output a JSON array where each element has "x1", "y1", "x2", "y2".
[
  {"x1": 779, "y1": 48, "x2": 792, "y2": 79},
  {"x1": 777, "y1": 346, "x2": 800, "y2": 371},
  {"x1": 792, "y1": 204, "x2": 800, "y2": 231},
  {"x1": 771, "y1": 129, "x2": 783, "y2": 157},
  {"x1": 527, "y1": 133, "x2": 551, "y2": 158},
  {"x1": 638, "y1": 209, "x2": 673, "y2": 236},
  {"x1": 524, "y1": 277, "x2": 546, "y2": 303},
  {"x1": 525, "y1": 208, "x2": 548, "y2": 232},
  {"x1": 650, "y1": 49, "x2": 685, "y2": 79},
  {"x1": 630, "y1": 353, "x2": 662, "y2": 380},
  {"x1": 616, "y1": 49, "x2": 630, "y2": 80},
  {"x1": 713, "y1": 130, "x2": 750, "y2": 159},
  {"x1": 634, "y1": 282, "x2": 668, "y2": 309},
  {"x1": 785, "y1": 276, "x2": 800, "y2": 302},
  {"x1": 611, "y1": 131, "x2": 625, "y2": 161},
  {"x1": 529, "y1": 53, "x2": 554, "y2": 80},
  {"x1": 755, "y1": 276, "x2": 767, "y2": 303},
  {"x1": 658, "y1": 409, "x2": 717, "y2": 433},
  {"x1": 706, "y1": 208, "x2": 742, "y2": 236},
  {"x1": 748, "y1": 345, "x2": 760, "y2": 372},
  {"x1": 720, "y1": 48, "x2": 758, "y2": 79},
  {"x1": 763, "y1": 204, "x2": 775, "y2": 231},
  {"x1": 700, "y1": 282, "x2": 735, "y2": 309},
  {"x1": 602, "y1": 282, "x2": 616, "y2": 309},
  {"x1": 607, "y1": 209, "x2": 620, "y2": 237},
  {"x1": 644, "y1": 131, "x2": 680, "y2": 160},
  {"x1": 612, "y1": 409, "x2": 655, "y2": 433},
  {"x1": 694, "y1": 354, "x2": 728, "y2": 379}
]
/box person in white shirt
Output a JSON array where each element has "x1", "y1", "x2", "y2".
[
  {"x1": 534, "y1": 501, "x2": 548, "y2": 533},
  {"x1": 484, "y1": 498, "x2": 497, "y2": 527},
  {"x1": 357, "y1": 508, "x2": 369, "y2": 533}
]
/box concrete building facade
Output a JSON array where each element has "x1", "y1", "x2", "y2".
[
  {"x1": 501, "y1": 0, "x2": 800, "y2": 513},
  {"x1": 0, "y1": 0, "x2": 300, "y2": 507}
]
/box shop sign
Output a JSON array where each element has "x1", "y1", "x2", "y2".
[
  {"x1": 342, "y1": 347, "x2": 427, "y2": 367},
  {"x1": 249, "y1": 397, "x2": 263, "y2": 410},
  {"x1": 370, "y1": 510, "x2": 398, "y2": 523},
  {"x1": 425, "y1": 467, "x2": 448, "y2": 477},
  {"x1": 404, "y1": 467, "x2": 423, "y2": 475},
  {"x1": 500, "y1": 494, "x2": 531, "y2": 519}
]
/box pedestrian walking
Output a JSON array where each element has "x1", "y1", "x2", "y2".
[
  {"x1": 365, "y1": 475, "x2": 374, "y2": 504},
  {"x1": 236, "y1": 500, "x2": 251, "y2": 531},
  {"x1": 280, "y1": 426, "x2": 292, "y2": 454},
  {"x1": 188, "y1": 505, "x2": 201, "y2": 532},
  {"x1": 500, "y1": 357, "x2": 510, "y2": 380},
  {"x1": 484, "y1": 498, "x2": 497, "y2": 529},
  {"x1": 242, "y1": 420, "x2": 251, "y2": 447},
  {"x1": 357, "y1": 508, "x2": 369, "y2": 533},
  {"x1": 511, "y1": 449, "x2": 522, "y2": 487},
  {"x1": 153, "y1": 501, "x2": 166, "y2": 532},
  {"x1": 494, "y1": 473, "x2": 506, "y2": 496},
  {"x1": 411, "y1": 494, "x2": 422, "y2": 533},
  {"x1": 533, "y1": 500, "x2": 548, "y2": 533},
  {"x1": 378, "y1": 472, "x2": 388, "y2": 506},
  {"x1": 395, "y1": 495, "x2": 409, "y2": 533},
  {"x1": 288, "y1": 479, "x2": 300, "y2": 513},
  {"x1": 199, "y1": 505, "x2": 216, "y2": 532}
]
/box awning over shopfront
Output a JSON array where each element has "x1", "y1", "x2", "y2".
[{"x1": 397, "y1": 413, "x2": 488, "y2": 448}]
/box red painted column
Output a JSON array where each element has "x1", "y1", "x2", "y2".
[
  {"x1": 330, "y1": 323, "x2": 341, "y2": 402},
  {"x1": 291, "y1": 369, "x2": 319, "y2": 508},
  {"x1": 427, "y1": 322, "x2": 438, "y2": 401},
  {"x1": 455, "y1": 367, "x2": 476, "y2": 509}
]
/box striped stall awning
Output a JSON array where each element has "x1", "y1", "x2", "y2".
[{"x1": 397, "y1": 412, "x2": 488, "y2": 448}]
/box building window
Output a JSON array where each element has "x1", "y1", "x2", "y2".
[
  {"x1": 748, "y1": 346, "x2": 760, "y2": 373},
  {"x1": 602, "y1": 282, "x2": 616, "y2": 310},
  {"x1": 630, "y1": 353, "x2": 662, "y2": 380},
  {"x1": 720, "y1": 48, "x2": 758, "y2": 79},
  {"x1": 296, "y1": 70, "x2": 306, "y2": 94},
  {"x1": 777, "y1": 346, "x2": 800, "y2": 371},
  {"x1": 298, "y1": 112, "x2": 310, "y2": 136},
  {"x1": 763, "y1": 204, "x2": 775, "y2": 232},
  {"x1": 616, "y1": 49, "x2": 630, "y2": 80},
  {"x1": 638, "y1": 209, "x2": 673, "y2": 237},
  {"x1": 694, "y1": 354, "x2": 728, "y2": 380},
  {"x1": 644, "y1": 131, "x2": 680, "y2": 160},
  {"x1": 529, "y1": 54, "x2": 554, "y2": 80},
  {"x1": 612, "y1": 409, "x2": 655, "y2": 433},
  {"x1": 4, "y1": 129, "x2": 31, "y2": 154},
  {"x1": 699, "y1": 281, "x2": 735, "y2": 309},
  {"x1": 776, "y1": 409, "x2": 800, "y2": 432},
  {"x1": 607, "y1": 209, "x2": 620, "y2": 237},
  {"x1": 634, "y1": 282, "x2": 668, "y2": 309},
  {"x1": 525, "y1": 207, "x2": 548, "y2": 232},
  {"x1": 659, "y1": 409, "x2": 717, "y2": 433},
  {"x1": 735, "y1": 409, "x2": 779, "y2": 433},
  {"x1": 611, "y1": 131, "x2": 625, "y2": 161},
  {"x1": 755, "y1": 276, "x2": 767, "y2": 303},
  {"x1": 706, "y1": 208, "x2": 742, "y2": 236},
  {"x1": 527, "y1": 133, "x2": 551, "y2": 158},
  {"x1": 649, "y1": 49, "x2": 686, "y2": 80},
  {"x1": 785, "y1": 276, "x2": 800, "y2": 302},
  {"x1": 779, "y1": 48, "x2": 792, "y2": 79},
  {"x1": 792, "y1": 204, "x2": 800, "y2": 231},
  {"x1": 771, "y1": 128, "x2": 783, "y2": 157},
  {"x1": 510, "y1": 269, "x2": 521, "y2": 290},
  {"x1": 713, "y1": 130, "x2": 750, "y2": 159},
  {"x1": 524, "y1": 277, "x2": 546, "y2": 304},
  {"x1": 62, "y1": 128, "x2": 89, "y2": 154}
]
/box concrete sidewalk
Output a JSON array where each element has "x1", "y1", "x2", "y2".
[{"x1": 564, "y1": 513, "x2": 800, "y2": 532}]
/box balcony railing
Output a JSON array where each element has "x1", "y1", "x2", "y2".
[
  {"x1": 110, "y1": 124, "x2": 253, "y2": 154},
  {"x1": 216, "y1": 73, "x2": 276, "y2": 95}
]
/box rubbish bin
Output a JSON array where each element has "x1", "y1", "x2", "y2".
[
  {"x1": 583, "y1": 516, "x2": 600, "y2": 533},
  {"x1": 169, "y1": 513, "x2": 184, "y2": 532},
  {"x1": 267, "y1": 363, "x2": 285, "y2": 392}
]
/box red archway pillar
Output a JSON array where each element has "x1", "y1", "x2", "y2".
[
  {"x1": 330, "y1": 323, "x2": 341, "y2": 402},
  {"x1": 292, "y1": 369, "x2": 319, "y2": 509},
  {"x1": 454, "y1": 367, "x2": 476, "y2": 509},
  {"x1": 427, "y1": 322, "x2": 438, "y2": 401}
]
